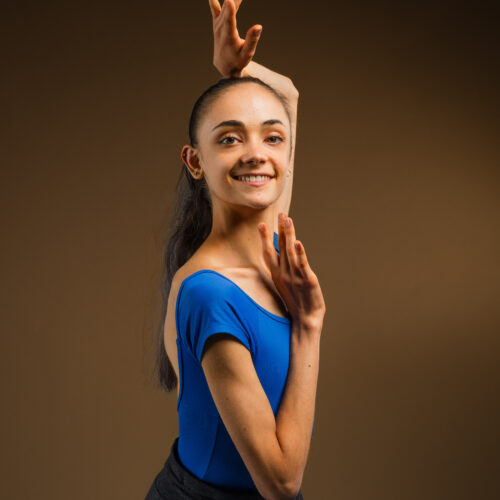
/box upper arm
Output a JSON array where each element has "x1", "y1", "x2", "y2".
[
  {"x1": 279, "y1": 89, "x2": 298, "y2": 217},
  {"x1": 200, "y1": 334, "x2": 294, "y2": 499},
  {"x1": 177, "y1": 274, "x2": 299, "y2": 498}
]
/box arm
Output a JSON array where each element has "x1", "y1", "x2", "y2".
[
  {"x1": 209, "y1": 0, "x2": 298, "y2": 233},
  {"x1": 201, "y1": 214, "x2": 325, "y2": 499},
  {"x1": 241, "y1": 61, "x2": 298, "y2": 224},
  {"x1": 202, "y1": 335, "x2": 304, "y2": 499},
  {"x1": 205, "y1": 3, "x2": 321, "y2": 497},
  {"x1": 202, "y1": 326, "x2": 320, "y2": 500}
]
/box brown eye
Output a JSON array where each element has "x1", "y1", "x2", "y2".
[
  {"x1": 267, "y1": 135, "x2": 284, "y2": 144},
  {"x1": 219, "y1": 136, "x2": 238, "y2": 145}
]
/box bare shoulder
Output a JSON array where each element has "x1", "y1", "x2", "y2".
[
  {"x1": 168, "y1": 248, "x2": 228, "y2": 318},
  {"x1": 163, "y1": 250, "x2": 221, "y2": 380},
  {"x1": 171, "y1": 251, "x2": 220, "y2": 292}
]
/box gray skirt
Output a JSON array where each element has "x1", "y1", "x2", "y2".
[{"x1": 144, "y1": 437, "x2": 304, "y2": 499}]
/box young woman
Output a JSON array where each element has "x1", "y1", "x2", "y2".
[{"x1": 145, "y1": 1, "x2": 326, "y2": 498}]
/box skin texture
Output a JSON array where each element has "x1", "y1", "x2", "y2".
[
  {"x1": 167, "y1": 2, "x2": 326, "y2": 498},
  {"x1": 182, "y1": 81, "x2": 291, "y2": 270},
  {"x1": 208, "y1": 0, "x2": 299, "y2": 232}
]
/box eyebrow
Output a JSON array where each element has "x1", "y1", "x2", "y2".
[{"x1": 211, "y1": 119, "x2": 285, "y2": 132}]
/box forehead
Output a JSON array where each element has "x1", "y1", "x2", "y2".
[{"x1": 201, "y1": 83, "x2": 289, "y2": 130}]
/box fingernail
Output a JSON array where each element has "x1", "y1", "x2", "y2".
[
  {"x1": 254, "y1": 28, "x2": 262, "y2": 37},
  {"x1": 258, "y1": 224, "x2": 264, "y2": 233},
  {"x1": 285, "y1": 218, "x2": 291, "y2": 228}
]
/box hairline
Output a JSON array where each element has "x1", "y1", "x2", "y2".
[{"x1": 195, "y1": 80, "x2": 293, "y2": 151}]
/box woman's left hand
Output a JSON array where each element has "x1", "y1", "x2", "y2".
[{"x1": 208, "y1": 0, "x2": 263, "y2": 78}]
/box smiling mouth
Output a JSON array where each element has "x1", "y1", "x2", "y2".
[{"x1": 232, "y1": 175, "x2": 274, "y2": 186}]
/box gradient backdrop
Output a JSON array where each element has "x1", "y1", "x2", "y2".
[{"x1": 1, "y1": 1, "x2": 499, "y2": 499}]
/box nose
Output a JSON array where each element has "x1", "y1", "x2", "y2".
[{"x1": 239, "y1": 139, "x2": 268, "y2": 166}]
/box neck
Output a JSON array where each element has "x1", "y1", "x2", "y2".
[{"x1": 205, "y1": 205, "x2": 280, "y2": 271}]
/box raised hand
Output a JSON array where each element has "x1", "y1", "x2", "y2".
[
  {"x1": 258, "y1": 214, "x2": 326, "y2": 332},
  {"x1": 208, "y1": 0, "x2": 263, "y2": 78}
]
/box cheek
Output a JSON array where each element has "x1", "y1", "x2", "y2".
[
  {"x1": 201, "y1": 154, "x2": 234, "y2": 183},
  {"x1": 271, "y1": 148, "x2": 289, "y2": 169}
]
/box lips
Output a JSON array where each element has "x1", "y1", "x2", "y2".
[
  {"x1": 232, "y1": 175, "x2": 274, "y2": 186},
  {"x1": 231, "y1": 174, "x2": 275, "y2": 179}
]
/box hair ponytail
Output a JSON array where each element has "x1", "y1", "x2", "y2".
[{"x1": 151, "y1": 165, "x2": 212, "y2": 391}]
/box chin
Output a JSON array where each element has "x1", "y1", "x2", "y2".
[{"x1": 242, "y1": 195, "x2": 280, "y2": 211}]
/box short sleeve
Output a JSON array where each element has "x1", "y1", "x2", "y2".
[{"x1": 177, "y1": 273, "x2": 253, "y2": 364}]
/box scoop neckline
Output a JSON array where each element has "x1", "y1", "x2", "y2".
[
  {"x1": 178, "y1": 269, "x2": 291, "y2": 323},
  {"x1": 176, "y1": 231, "x2": 290, "y2": 323}
]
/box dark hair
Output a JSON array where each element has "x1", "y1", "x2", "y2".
[{"x1": 151, "y1": 76, "x2": 291, "y2": 393}]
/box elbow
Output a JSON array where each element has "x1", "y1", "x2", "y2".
[
  {"x1": 289, "y1": 82, "x2": 300, "y2": 101},
  {"x1": 283, "y1": 478, "x2": 302, "y2": 500},
  {"x1": 281, "y1": 466, "x2": 303, "y2": 499},
  {"x1": 283, "y1": 77, "x2": 299, "y2": 101},
  {"x1": 268, "y1": 477, "x2": 302, "y2": 500},
  {"x1": 257, "y1": 478, "x2": 300, "y2": 500},
  {"x1": 253, "y1": 443, "x2": 303, "y2": 499}
]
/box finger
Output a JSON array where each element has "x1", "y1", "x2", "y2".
[
  {"x1": 284, "y1": 216, "x2": 299, "y2": 272},
  {"x1": 222, "y1": 0, "x2": 238, "y2": 36},
  {"x1": 292, "y1": 239, "x2": 308, "y2": 276},
  {"x1": 258, "y1": 222, "x2": 278, "y2": 273},
  {"x1": 241, "y1": 25, "x2": 262, "y2": 61},
  {"x1": 293, "y1": 239, "x2": 310, "y2": 278},
  {"x1": 234, "y1": 0, "x2": 243, "y2": 12},
  {"x1": 278, "y1": 212, "x2": 291, "y2": 274},
  {"x1": 208, "y1": 0, "x2": 222, "y2": 20}
]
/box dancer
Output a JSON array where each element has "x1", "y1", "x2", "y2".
[{"x1": 145, "y1": 1, "x2": 325, "y2": 498}]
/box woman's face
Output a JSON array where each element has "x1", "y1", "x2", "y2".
[{"x1": 191, "y1": 83, "x2": 291, "y2": 211}]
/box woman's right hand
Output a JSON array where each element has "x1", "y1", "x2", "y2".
[{"x1": 258, "y1": 213, "x2": 326, "y2": 333}]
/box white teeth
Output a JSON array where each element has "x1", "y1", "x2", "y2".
[{"x1": 236, "y1": 175, "x2": 272, "y2": 182}]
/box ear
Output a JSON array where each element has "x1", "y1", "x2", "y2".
[{"x1": 181, "y1": 145, "x2": 204, "y2": 180}]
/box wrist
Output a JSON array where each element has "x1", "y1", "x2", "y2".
[
  {"x1": 291, "y1": 316, "x2": 323, "y2": 338},
  {"x1": 214, "y1": 58, "x2": 234, "y2": 79},
  {"x1": 240, "y1": 64, "x2": 252, "y2": 78},
  {"x1": 217, "y1": 66, "x2": 243, "y2": 79}
]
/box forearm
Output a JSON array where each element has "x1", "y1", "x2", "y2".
[
  {"x1": 241, "y1": 60, "x2": 298, "y2": 146},
  {"x1": 241, "y1": 60, "x2": 298, "y2": 98},
  {"x1": 275, "y1": 323, "x2": 321, "y2": 494},
  {"x1": 241, "y1": 61, "x2": 298, "y2": 227}
]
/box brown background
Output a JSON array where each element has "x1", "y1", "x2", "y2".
[{"x1": 1, "y1": 1, "x2": 499, "y2": 498}]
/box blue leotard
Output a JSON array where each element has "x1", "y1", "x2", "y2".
[{"x1": 175, "y1": 231, "x2": 314, "y2": 490}]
